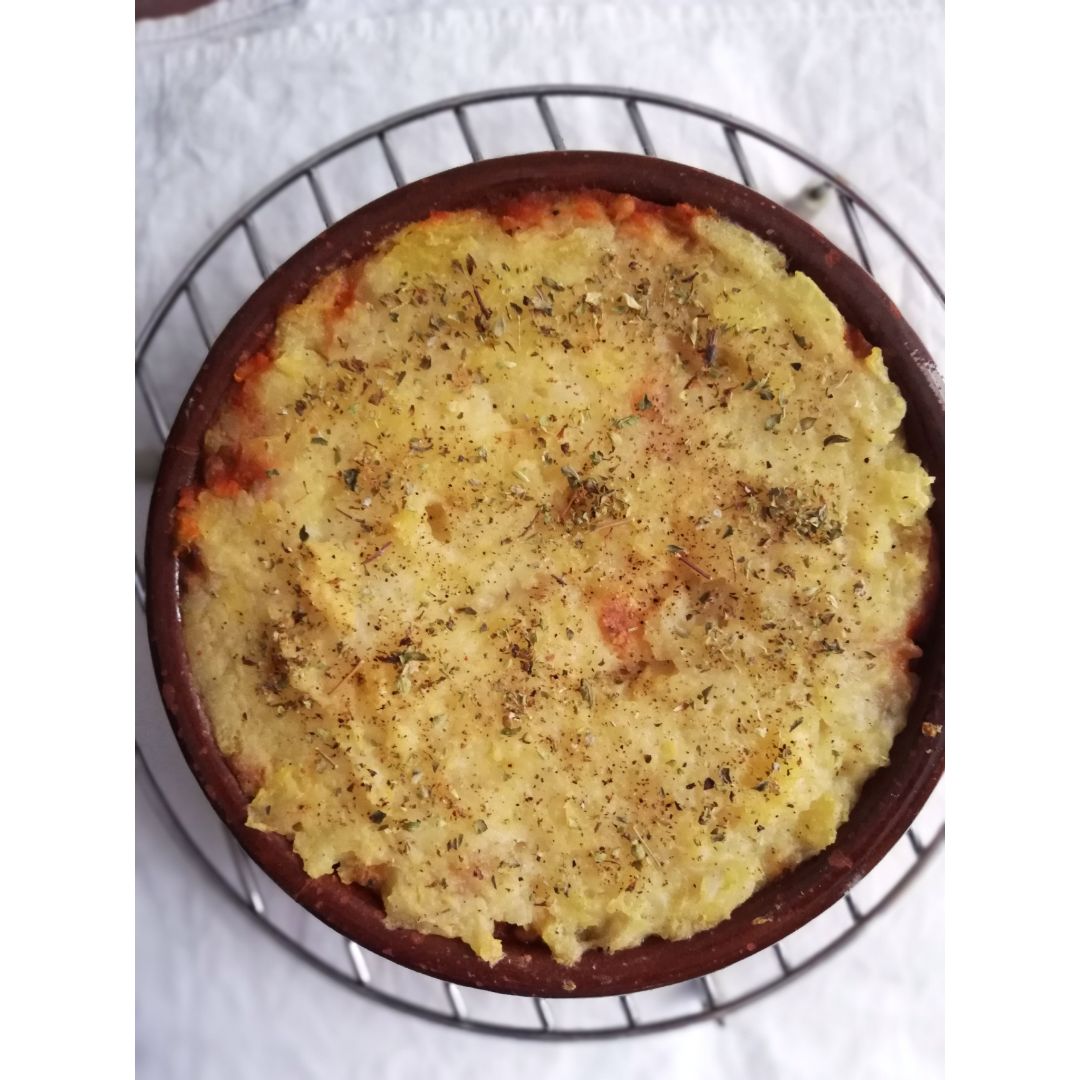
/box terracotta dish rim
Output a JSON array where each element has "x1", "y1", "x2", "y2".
[{"x1": 144, "y1": 151, "x2": 944, "y2": 998}]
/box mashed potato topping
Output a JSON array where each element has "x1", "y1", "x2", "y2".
[{"x1": 178, "y1": 191, "x2": 933, "y2": 964}]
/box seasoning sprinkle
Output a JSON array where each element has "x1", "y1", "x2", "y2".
[
  {"x1": 363, "y1": 541, "x2": 392, "y2": 564},
  {"x1": 668, "y1": 545, "x2": 711, "y2": 579},
  {"x1": 703, "y1": 327, "x2": 718, "y2": 368}
]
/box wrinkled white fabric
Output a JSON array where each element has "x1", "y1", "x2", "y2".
[{"x1": 136, "y1": 2, "x2": 943, "y2": 1076}]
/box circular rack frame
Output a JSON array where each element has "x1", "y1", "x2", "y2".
[{"x1": 135, "y1": 84, "x2": 944, "y2": 1041}]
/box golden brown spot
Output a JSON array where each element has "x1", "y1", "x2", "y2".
[
  {"x1": 425, "y1": 502, "x2": 452, "y2": 543},
  {"x1": 596, "y1": 594, "x2": 654, "y2": 666}
]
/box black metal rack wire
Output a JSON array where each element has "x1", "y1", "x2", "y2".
[{"x1": 135, "y1": 84, "x2": 944, "y2": 1040}]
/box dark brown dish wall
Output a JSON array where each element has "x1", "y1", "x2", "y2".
[{"x1": 145, "y1": 151, "x2": 944, "y2": 997}]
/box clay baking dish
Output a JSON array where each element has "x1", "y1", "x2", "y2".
[{"x1": 145, "y1": 151, "x2": 944, "y2": 997}]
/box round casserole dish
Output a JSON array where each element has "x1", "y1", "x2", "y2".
[{"x1": 144, "y1": 150, "x2": 944, "y2": 997}]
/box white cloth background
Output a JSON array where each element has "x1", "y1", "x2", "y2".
[{"x1": 135, "y1": 2, "x2": 944, "y2": 1077}]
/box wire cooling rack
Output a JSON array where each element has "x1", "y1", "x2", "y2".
[{"x1": 134, "y1": 85, "x2": 944, "y2": 1040}]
